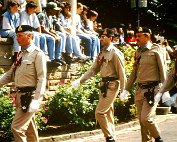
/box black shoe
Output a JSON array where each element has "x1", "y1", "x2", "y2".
[
  {"x1": 47, "y1": 60, "x2": 62, "y2": 66},
  {"x1": 64, "y1": 56, "x2": 75, "y2": 65},
  {"x1": 72, "y1": 56, "x2": 86, "y2": 63},
  {"x1": 106, "y1": 136, "x2": 115, "y2": 142},
  {"x1": 171, "y1": 106, "x2": 177, "y2": 114},
  {"x1": 155, "y1": 137, "x2": 164, "y2": 142},
  {"x1": 62, "y1": 53, "x2": 73, "y2": 65},
  {"x1": 77, "y1": 56, "x2": 90, "y2": 63},
  {"x1": 54, "y1": 59, "x2": 66, "y2": 65},
  {"x1": 155, "y1": 139, "x2": 163, "y2": 142}
]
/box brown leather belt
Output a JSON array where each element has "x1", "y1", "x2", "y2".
[
  {"x1": 138, "y1": 81, "x2": 159, "y2": 89},
  {"x1": 17, "y1": 87, "x2": 36, "y2": 93}
]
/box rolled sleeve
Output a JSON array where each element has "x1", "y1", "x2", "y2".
[
  {"x1": 34, "y1": 51, "x2": 47, "y2": 99},
  {"x1": 80, "y1": 60, "x2": 100, "y2": 84},
  {"x1": 0, "y1": 66, "x2": 14, "y2": 86},
  {"x1": 114, "y1": 53, "x2": 127, "y2": 92},
  {"x1": 155, "y1": 50, "x2": 167, "y2": 82}
]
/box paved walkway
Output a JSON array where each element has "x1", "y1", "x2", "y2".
[{"x1": 39, "y1": 113, "x2": 177, "y2": 142}]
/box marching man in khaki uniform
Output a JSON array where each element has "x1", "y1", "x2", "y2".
[
  {"x1": 72, "y1": 28, "x2": 126, "y2": 142},
  {"x1": 156, "y1": 47, "x2": 177, "y2": 108},
  {"x1": 120, "y1": 27, "x2": 166, "y2": 142},
  {"x1": 0, "y1": 25, "x2": 46, "y2": 142}
]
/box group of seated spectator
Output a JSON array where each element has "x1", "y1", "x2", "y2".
[
  {"x1": 1, "y1": 0, "x2": 174, "y2": 68},
  {"x1": 0, "y1": 0, "x2": 102, "y2": 66},
  {"x1": 0, "y1": 0, "x2": 142, "y2": 66},
  {"x1": 105, "y1": 23, "x2": 137, "y2": 47}
]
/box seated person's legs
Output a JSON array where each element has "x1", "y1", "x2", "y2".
[
  {"x1": 77, "y1": 33, "x2": 92, "y2": 58},
  {"x1": 55, "y1": 39, "x2": 66, "y2": 65},
  {"x1": 56, "y1": 31, "x2": 66, "y2": 53},
  {"x1": 33, "y1": 32, "x2": 40, "y2": 47},
  {"x1": 39, "y1": 33, "x2": 48, "y2": 55},
  {"x1": 90, "y1": 34, "x2": 100, "y2": 60},
  {"x1": 71, "y1": 35, "x2": 87, "y2": 60},
  {"x1": 44, "y1": 33, "x2": 55, "y2": 61}
]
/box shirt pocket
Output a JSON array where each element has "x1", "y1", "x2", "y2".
[
  {"x1": 141, "y1": 52, "x2": 155, "y2": 64},
  {"x1": 20, "y1": 60, "x2": 34, "y2": 74},
  {"x1": 147, "y1": 52, "x2": 156, "y2": 64}
]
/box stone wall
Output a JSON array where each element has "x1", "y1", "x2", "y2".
[
  {"x1": 46, "y1": 63, "x2": 80, "y2": 95},
  {"x1": 0, "y1": 38, "x2": 13, "y2": 70},
  {"x1": 0, "y1": 37, "x2": 81, "y2": 95}
]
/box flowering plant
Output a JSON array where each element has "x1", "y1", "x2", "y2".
[{"x1": 35, "y1": 95, "x2": 50, "y2": 131}]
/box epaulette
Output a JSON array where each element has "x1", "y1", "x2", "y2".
[
  {"x1": 34, "y1": 46, "x2": 41, "y2": 52},
  {"x1": 151, "y1": 43, "x2": 163, "y2": 51},
  {"x1": 151, "y1": 43, "x2": 165, "y2": 55},
  {"x1": 113, "y1": 47, "x2": 125, "y2": 61},
  {"x1": 152, "y1": 43, "x2": 162, "y2": 48},
  {"x1": 35, "y1": 46, "x2": 40, "y2": 50}
]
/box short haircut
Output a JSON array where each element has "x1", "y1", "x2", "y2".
[
  {"x1": 77, "y1": 3, "x2": 83, "y2": 8},
  {"x1": 89, "y1": 10, "x2": 98, "y2": 17},
  {"x1": 7, "y1": 0, "x2": 19, "y2": 9},
  {"x1": 26, "y1": 1, "x2": 37, "y2": 9}
]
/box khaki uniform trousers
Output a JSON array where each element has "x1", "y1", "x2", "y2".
[
  {"x1": 135, "y1": 86, "x2": 160, "y2": 142},
  {"x1": 95, "y1": 80, "x2": 119, "y2": 139},
  {"x1": 11, "y1": 92, "x2": 39, "y2": 142}
]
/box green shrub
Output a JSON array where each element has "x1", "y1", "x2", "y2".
[
  {"x1": 45, "y1": 61, "x2": 98, "y2": 128},
  {"x1": 0, "y1": 87, "x2": 15, "y2": 141},
  {"x1": 35, "y1": 99, "x2": 49, "y2": 131},
  {"x1": 47, "y1": 72, "x2": 100, "y2": 128}
]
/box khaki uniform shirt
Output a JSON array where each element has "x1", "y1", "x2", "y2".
[
  {"x1": 80, "y1": 43, "x2": 126, "y2": 91},
  {"x1": 125, "y1": 41, "x2": 166, "y2": 91},
  {"x1": 0, "y1": 44, "x2": 46, "y2": 99}
]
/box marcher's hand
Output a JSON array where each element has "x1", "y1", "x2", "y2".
[
  {"x1": 28, "y1": 99, "x2": 40, "y2": 112},
  {"x1": 120, "y1": 90, "x2": 129, "y2": 101},
  {"x1": 71, "y1": 79, "x2": 80, "y2": 88},
  {"x1": 154, "y1": 92, "x2": 162, "y2": 103},
  {"x1": 159, "y1": 83, "x2": 163, "y2": 87}
]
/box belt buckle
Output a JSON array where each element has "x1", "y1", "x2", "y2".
[{"x1": 10, "y1": 87, "x2": 18, "y2": 94}]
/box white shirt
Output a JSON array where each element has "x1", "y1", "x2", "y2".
[
  {"x1": 2, "y1": 12, "x2": 20, "y2": 30},
  {"x1": 2, "y1": 16, "x2": 15, "y2": 30},
  {"x1": 20, "y1": 10, "x2": 40, "y2": 29},
  {"x1": 88, "y1": 19, "x2": 94, "y2": 31},
  {"x1": 76, "y1": 14, "x2": 82, "y2": 30}
]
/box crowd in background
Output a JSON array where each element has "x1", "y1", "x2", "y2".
[
  {"x1": 0, "y1": 0, "x2": 143, "y2": 66},
  {"x1": 0, "y1": 0, "x2": 176, "y2": 67},
  {"x1": 0, "y1": 0, "x2": 101, "y2": 65}
]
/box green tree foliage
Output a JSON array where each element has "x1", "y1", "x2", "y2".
[{"x1": 148, "y1": 0, "x2": 177, "y2": 40}]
